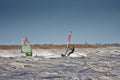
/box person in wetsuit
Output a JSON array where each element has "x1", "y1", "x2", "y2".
[{"x1": 67, "y1": 46, "x2": 75, "y2": 56}]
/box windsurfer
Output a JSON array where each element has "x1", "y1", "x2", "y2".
[{"x1": 67, "y1": 46, "x2": 75, "y2": 56}]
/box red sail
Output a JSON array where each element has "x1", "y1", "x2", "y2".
[{"x1": 67, "y1": 32, "x2": 72, "y2": 45}]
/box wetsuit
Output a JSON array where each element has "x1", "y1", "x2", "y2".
[{"x1": 67, "y1": 46, "x2": 75, "y2": 56}]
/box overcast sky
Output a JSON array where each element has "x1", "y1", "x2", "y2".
[{"x1": 0, "y1": 0, "x2": 120, "y2": 45}]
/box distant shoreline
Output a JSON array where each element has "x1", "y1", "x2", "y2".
[{"x1": 0, "y1": 44, "x2": 119, "y2": 50}]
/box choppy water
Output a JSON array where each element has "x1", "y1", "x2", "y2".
[{"x1": 0, "y1": 47, "x2": 120, "y2": 80}]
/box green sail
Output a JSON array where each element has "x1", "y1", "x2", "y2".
[
  {"x1": 21, "y1": 37, "x2": 32, "y2": 56},
  {"x1": 21, "y1": 44, "x2": 32, "y2": 56}
]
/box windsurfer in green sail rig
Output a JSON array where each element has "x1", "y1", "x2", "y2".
[{"x1": 21, "y1": 37, "x2": 32, "y2": 56}]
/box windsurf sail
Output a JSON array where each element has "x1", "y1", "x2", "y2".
[
  {"x1": 64, "y1": 31, "x2": 72, "y2": 56},
  {"x1": 21, "y1": 37, "x2": 32, "y2": 56},
  {"x1": 67, "y1": 31, "x2": 72, "y2": 46}
]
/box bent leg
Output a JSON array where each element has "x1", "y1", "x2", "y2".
[{"x1": 67, "y1": 52, "x2": 73, "y2": 56}]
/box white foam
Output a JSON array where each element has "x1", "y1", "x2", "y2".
[
  {"x1": 0, "y1": 49, "x2": 25, "y2": 57},
  {"x1": 0, "y1": 47, "x2": 119, "y2": 58}
]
